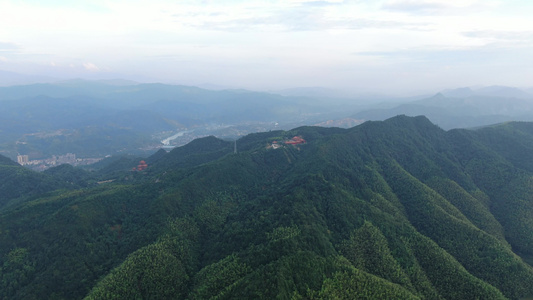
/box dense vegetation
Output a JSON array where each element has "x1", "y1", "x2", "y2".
[
  {"x1": 1, "y1": 115, "x2": 533, "y2": 299},
  {"x1": 0, "y1": 157, "x2": 70, "y2": 210}
]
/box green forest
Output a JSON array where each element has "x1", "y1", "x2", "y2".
[{"x1": 1, "y1": 115, "x2": 533, "y2": 299}]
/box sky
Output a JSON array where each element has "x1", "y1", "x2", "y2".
[{"x1": 1, "y1": 0, "x2": 533, "y2": 94}]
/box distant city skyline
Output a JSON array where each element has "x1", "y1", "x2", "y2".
[{"x1": 1, "y1": 0, "x2": 532, "y2": 95}]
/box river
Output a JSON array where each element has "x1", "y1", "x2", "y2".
[{"x1": 161, "y1": 130, "x2": 191, "y2": 146}]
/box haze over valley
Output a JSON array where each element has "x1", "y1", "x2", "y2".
[{"x1": 2, "y1": 78, "x2": 533, "y2": 171}]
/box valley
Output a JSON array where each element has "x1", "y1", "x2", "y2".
[{"x1": 3, "y1": 81, "x2": 533, "y2": 173}]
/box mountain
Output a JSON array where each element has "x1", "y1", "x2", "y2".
[
  {"x1": 442, "y1": 86, "x2": 532, "y2": 99},
  {"x1": 0, "y1": 154, "x2": 70, "y2": 210},
  {"x1": 275, "y1": 86, "x2": 350, "y2": 98},
  {"x1": 475, "y1": 85, "x2": 532, "y2": 98},
  {"x1": 354, "y1": 91, "x2": 533, "y2": 129},
  {"x1": 0, "y1": 70, "x2": 57, "y2": 86},
  {"x1": 0, "y1": 81, "x2": 322, "y2": 116},
  {"x1": 441, "y1": 87, "x2": 474, "y2": 97},
  {"x1": 0, "y1": 80, "x2": 341, "y2": 161},
  {"x1": 1, "y1": 115, "x2": 533, "y2": 299}
]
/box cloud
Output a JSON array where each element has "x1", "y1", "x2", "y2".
[
  {"x1": 178, "y1": 3, "x2": 428, "y2": 32},
  {"x1": 297, "y1": 1, "x2": 343, "y2": 7},
  {"x1": 383, "y1": 0, "x2": 448, "y2": 12},
  {"x1": 83, "y1": 62, "x2": 100, "y2": 71},
  {"x1": 0, "y1": 56, "x2": 7, "y2": 62},
  {"x1": 463, "y1": 30, "x2": 533, "y2": 42},
  {"x1": 336, "y1": 18, "x2": 429, "y2": 31},
  {"x1": 0, "y1": 41, "x2": 20, "y2": 52},
  {"x1": 354, "y1": 42, "x2": 533, "y2": 66},
  {"x1": 382, "y1": 0, "x2": 495, "y2": 15}
]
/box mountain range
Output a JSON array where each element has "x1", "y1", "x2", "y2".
[
  {"x1": 354, "y1": 86, "x2": 533, "y2": 130},
  {"x1": 1, "y1": 115, "x2": 533, "y2": 299},
  {"x1": 3, "y1": 79, "x2": 533, "y2": 163},
  {"x1": 0, "y1": 80, "x2": 342, "y2": 161}
]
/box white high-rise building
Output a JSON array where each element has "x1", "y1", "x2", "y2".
[{"x1": 17, "y1": 155, "x2": 29, "y2": 165}]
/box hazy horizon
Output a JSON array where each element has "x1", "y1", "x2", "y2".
[{"x1": 1, "y1": 0, "x2": 533, "y2": 95}]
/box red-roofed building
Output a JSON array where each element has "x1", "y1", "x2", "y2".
[{"x1": 285, "y1": 136, "x2": 306, "y2": 145}]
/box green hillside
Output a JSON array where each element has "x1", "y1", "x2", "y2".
[
  {"x1": 0, "y1": 156, "x2": 70, "y2": 211},
  {"x1": 1, "y1": 115, "x2": 533, "y2": 299}
]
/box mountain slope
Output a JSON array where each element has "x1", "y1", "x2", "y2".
[
  {"x1": 0, "y1": 155, "x2": 69, "y2": 210},
  {"x1": 1, "y1": 116, "x2": 533, "y2": 299}
]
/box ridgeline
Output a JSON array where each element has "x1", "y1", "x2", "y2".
[{"x1": 1, "y1": 115, "x2": 533, "y2": 299}]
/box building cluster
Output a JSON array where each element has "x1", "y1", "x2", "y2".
[
  {"x1": 17, "y1": 155, "x2": 29, "y2": 165},
  {"x1": 268, "y1": 136, "x2": 307, "y2": 150},
  {"x1": 17, "y1": 153, "x2": 103, "y2": 171},
  {"x1": 284, "y1": 136, "x2": 306, "y2": 145},
  {"x1": 52, "y1": 153, "x2": 77, "y2": 165},
  {"x1": 132, "y1": 160, "x2": 148, "y2": 171}
]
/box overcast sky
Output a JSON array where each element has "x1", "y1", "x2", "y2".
[{"x1": 1, "y1": 0, "x2": 532, "y2": 94}]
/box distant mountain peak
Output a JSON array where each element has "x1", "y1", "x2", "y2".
[
  {"x1": 441, "y1": 87, "x2": 474, "y2": 98},
  {"x1": 440, "y1": 86, "x2": 532, "y2": 99},
  {"x1": 474, "y1": 85, "x2": 531, "y2": 98}
]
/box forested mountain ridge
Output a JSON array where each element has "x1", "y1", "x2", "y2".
[
  {"x1": 1, "y1": 115, "x2": 533, "y2": 299},
  {"x1": 0, "y1": 156, "x2": 72, "y2": 211}
]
